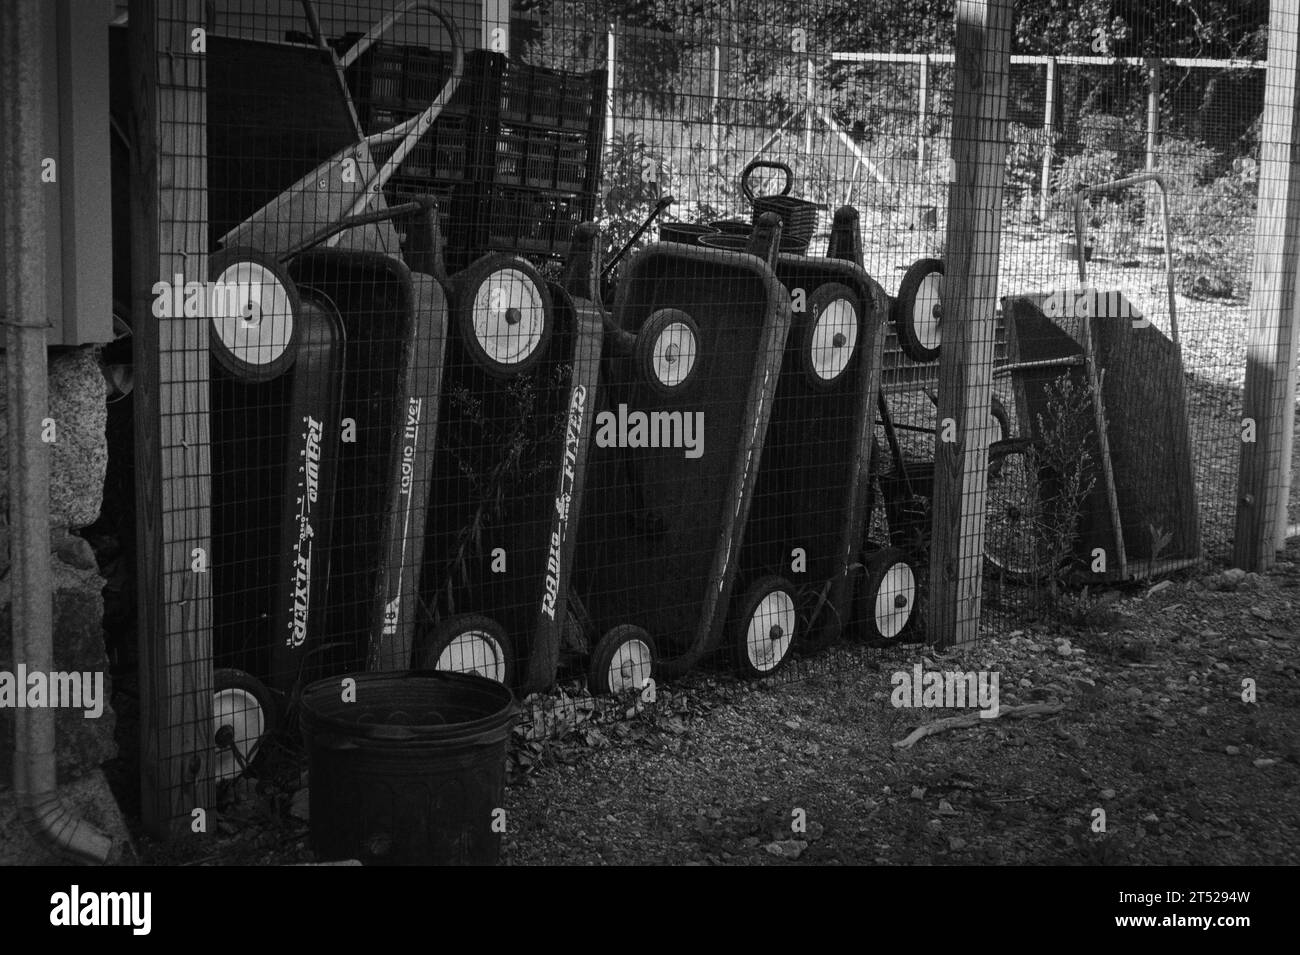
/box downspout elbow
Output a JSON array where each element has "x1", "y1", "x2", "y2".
[{"x1": 19, "y1": 788, "x2": 114, "y2": 865}]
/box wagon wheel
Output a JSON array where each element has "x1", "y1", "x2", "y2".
[
  {"x1": 856, "y1": 547, "x2": 919, "y2": 642},
  {"x1": 212, "y1": 668, "x2": 278, "y2": 783},
  {"x1": 635, "y1": 308, "x2": 700, "y2": 394},
  {"x1": 589, "y1": 625, "x2": 656, "y2": 696},
  {"x1": 734, "y1": 575, "x2": 798, "y2": 678},
  {"x1": 452, "y1": 254, "x2": 554, "y2": 377},
  {"x1": 800, "y1": 282, "x2": 860, "y2": 390},
  {"x1": 208, "y1": 247, "x2": 301, "y2": 382},
  {"x1": 420, "y1": 613, "x2": 515, "y2": 686},
  {"x1": 983, "y1": 439, "x2": 1064, "y2": 582},
  {"x1": 894, "y1": 257, "x2": 943, "y2": 363}
]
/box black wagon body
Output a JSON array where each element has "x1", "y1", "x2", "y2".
[{"x1": 570, "y1": 242, "x2": 792, "y2": 680}]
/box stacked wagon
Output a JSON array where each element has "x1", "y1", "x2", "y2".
[{"x1": 182, "y1": 1, "x2": 954, "y2": 782}]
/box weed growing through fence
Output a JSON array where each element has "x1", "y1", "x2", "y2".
[{"x1": 424, "y1": 363, "x2": 573, "y2": 623}]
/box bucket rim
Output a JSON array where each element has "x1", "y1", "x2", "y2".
[{"x1": 299, "y1": 669, "x2": 519, "y2": 742}]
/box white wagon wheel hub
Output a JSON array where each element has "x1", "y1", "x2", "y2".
[
  {"x1": 874, "y1": 561, "x2": 916, "y2": 640},
  {"x1": 607, "y1": 638, "x2": 653, "y2": 694},
  {"x1": 472, "y1": 268, "x2": 547, "y2": 367},
  {"x1": 211, "y1": 260, "x2": 294, "y2": 367},
  {"x1": 745, "y1": 590, "x2": 795, "y2": 673},
  {"x1": 649, "y1": 320, "x2": 698, "y2": 388},
  {"x1": 212, "y1": 686, "x2": 266, "y2": 782},
  {"x1": 809, "y1": 298, "x2": 858, "y2": 382},
  {"x1": 913, "y1": 272, "x2": 942, "y2": 350},
  {"x1": 437, "y1": 630, "x2": 508, "y2": 684}
]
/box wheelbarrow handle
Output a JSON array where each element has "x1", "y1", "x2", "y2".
[
  {"x1": 1071, "y1": 172, "x2": 1178, "y2": 346},
  {"x1": 333, "y1": 2, "x2": 466, "y2": 222},
  {"x1": 337, "y1": 0, "x2": 462, "y2": 74},
  {"x1": 741, "y1": 159, "x2": 794, "y2": 204}
]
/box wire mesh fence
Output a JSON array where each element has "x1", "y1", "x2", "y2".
[{"x1": 103, "y1": 0, "x2": 1298, "y2": 846}]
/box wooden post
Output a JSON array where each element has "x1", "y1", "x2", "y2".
[
  {"x1": 805, "y1": 57, "x2": 815, "y2": 157},
  {"x1": 918, "y1": 54, "x2": 930, "y2": 172},
  {"x1": 710, "y1": 42, "x2": 722, "y2": 168},
  {"x1": 606, "y1": 23, "x2": 616, "y2": 148},
  {"x1": 1277, "y1": 323, "x2": 1299, "y2": 549},
  {"x1": 928, "y1": 0, "x2": 1012, "y2": 647},
  {"x1": 482, "y1": 0, "x2": 509, "y2": 51},
  {"x1": 1145, "y1": 58, "x2": 1161, "y2": 233},
  {"x1": 129, "y1": 0, "x2": 215, "y2": 839},
  {"x1": 1236, "y1": 1, "x2": 1300, "y2": 570},
  {"x1": 1039, "y1": 57, "x2": 1056, "y2": 223}
]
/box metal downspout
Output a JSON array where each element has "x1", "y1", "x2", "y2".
[{"x1": 2, "y1": 0, "x2": 113, "y2": 865}]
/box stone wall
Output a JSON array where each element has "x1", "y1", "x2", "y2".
[{"x1": 0, "y1": 346, "x2": 116, "y2": 788}]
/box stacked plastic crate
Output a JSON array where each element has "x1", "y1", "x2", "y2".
[{"x1": 348, "y1": 44, "x2": 605, "y2": 271}]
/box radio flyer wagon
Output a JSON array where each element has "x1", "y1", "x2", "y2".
[
  {"x1": 565, "y1": 215, "x2": 792, "y2": 692},
  {"x1": 206, "y1": 0, "x2": 463, "y2": 780}
]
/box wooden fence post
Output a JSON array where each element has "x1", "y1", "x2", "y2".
[
  {"x1": 928, "y1": 0, "x2": 1012, "y2": 647},
  {"x1": 1145, "y1": 58, "x2": 1162, "y2": 234},
  {"x1": 606, "y1": 23, "x2": 616, "y2": 148},
  {"x1": 805, "y1": 57, "x2": 815, "y2": 157},
  {"x1": 1235, "y1": 2, "x2": 1300, "y2": 570},
  {"x1": 1039, "y1": 56, "x2": 1056, "y2": 222},
  {"x1": 129, "y1": 0, "x2": 214, "y2": 839},
  {"x1": 918, "y1": 54, "x2": 930, "y2": 172},
  {"x1": 710, "y1": 42, "x2": 722, "y2": 168}
]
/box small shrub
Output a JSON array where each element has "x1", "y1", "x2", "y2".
[{"x1": 1025, "y1": 373, "x2": 1100, "y2": 605}]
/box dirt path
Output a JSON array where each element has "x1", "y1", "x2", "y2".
[{"x1": 501, "y1": 545, "x2": 1300, "y2": 865}]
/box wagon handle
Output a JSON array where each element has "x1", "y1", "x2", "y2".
[
  {"x1": 278, "y1": 199, "x2": 429, "y2": 261},
  {"x1": 1072, "y1": 171, "x2": 1178, "y2": 346},
  {"x1": 741, "y1": 159, "x2": 794, "y2": 204},
  {"x1": 602, "y1": 195, "x2": 674, "y2": 280},
  {"x1": 320, "y1": 1, "x2": 467, "y2": 225}
]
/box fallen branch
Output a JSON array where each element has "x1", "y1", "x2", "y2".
[{"x1": 893, "y1": 703, "x2": 1065, "y2": 749}]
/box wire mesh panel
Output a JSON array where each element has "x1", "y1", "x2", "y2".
[{"x1": 112, "y1": 0, "x2": 1290, "y2": 853}]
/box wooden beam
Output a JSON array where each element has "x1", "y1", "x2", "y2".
[
  {"x1": 1235, "y1": 1, "x2": 1300, "y2": 571},
  {"x1": 1039, "y1": 57, "x2": 1056, "y2": 223},
  {"x1": 928, "y1": 0, "x2": 1012, "y2": 647},
  {"x1": 805, "y1": 57, "x2": 815, "y2": 157},
  {"x1": 709, "y1": 42, "x2": 721, "y2": 167},
  {"x1": 1145, "y1": 58, "x2": 1161, "y2": 234},
  {"x1": 606, "y1": 24, "x2": 616, "y2": 148},
  {"x1": 129, "y1": 0, "x2": 214, "y2": 839},
  {"x1": 918, "y1": 55, "x2": 930, "y2": 172},
  {"x1": 832, "y1": 51, "x2": 1265, "y2": 70}
]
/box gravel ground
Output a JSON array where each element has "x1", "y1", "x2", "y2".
[{"x1": 500, "y1": 543, "x2": 1300, "y2": 866}]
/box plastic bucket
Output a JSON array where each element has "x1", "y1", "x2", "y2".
[
  {"x1": 659, "y1": 222, "x2": 719, "y2": 245},
  {"x1": 299, "y1": 670, "x2": 518, "y2": 865}
]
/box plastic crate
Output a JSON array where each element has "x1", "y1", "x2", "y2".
[
  {"x1": 525, "y1": 130, "x2": 591, "y2": 191},
  {"x1": 482, "y1": 186, "x2": 586, "y2": 255},
  {"x1": 352, "y1": 44, "x2": 406, "y2": 109},
  {"x1": 498, "y1": 59, "x2": 605, "y2": 133},
  {"x1": 494, "y1": 125, "x2": 528, "y2": 185},
  {"x1": 491, "y1": 126, "x2": 593, "y2": 192},
  {"x1": 404, "y1": 47, "x2": 456, "y2": 109},
  {"x1": 411, "y1": 113, "x2": 470, "y2": 180}
]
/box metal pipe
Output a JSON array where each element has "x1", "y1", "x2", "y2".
[{"x1": 1, "y1": 0, "x2": 113, "y2": 865}]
